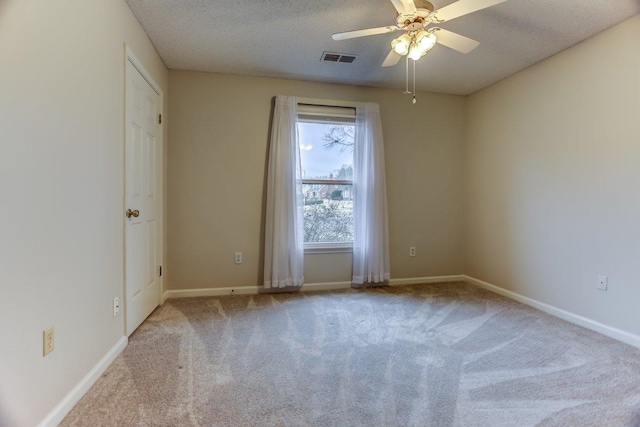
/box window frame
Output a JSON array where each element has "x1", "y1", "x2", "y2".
[{"x1": 297, "y1": 101, "x2": 356, "y2": 253}]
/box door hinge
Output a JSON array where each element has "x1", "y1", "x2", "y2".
[
  {"x1": 159, "y1": 266, "x2": 162, "y2": 277},
  {"x1": 158, "y1": 114, "x2": 162, "y2": 124}
]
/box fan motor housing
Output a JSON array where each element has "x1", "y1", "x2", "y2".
[
  {"x1": 397, "y1": 0, "x2": 435, "y2": 27},
  {"x1": 415, "y1": 0, "x2": 435, "y2": 12}
]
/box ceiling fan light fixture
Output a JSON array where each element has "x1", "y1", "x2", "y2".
[
  {"x1": 331, "y1": 0, "x2": 507, "y2": 102},
  {"x1": 408, "y1": 41, "x2": 422, "y2": 60},
  {"x1": 391, "y1": 34, "x2": 411, "y2": 55},
  {"x1": 417, "y1": 31, "x2": 437, "y2": 53}
]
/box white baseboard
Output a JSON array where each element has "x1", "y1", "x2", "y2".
[
  {"x1": 463, "y1": 275, "x2": 640, "y2": 349},
  {"x1": 164, "y1": 285, "x2": 260, "y2": 299},
  {"x1": 389, "y1": 275, "x2": 465, "y2": 286},
  {"x1": 163, "y1": 282, "x2": 352, "y2": 299},
  {"x1": 164, "y1": 276, "x2": 465, "y2": 300},
  {"x1": 37, "y1": 336, "x2": 128, "y2": 427}
]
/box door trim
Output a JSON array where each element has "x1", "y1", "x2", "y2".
[
  {"x1": 123, "y1": 45, "x2": 164, "y2": 335},
  {"x1": 125, "y1": 46, "x2": 162, "y2": 96}
]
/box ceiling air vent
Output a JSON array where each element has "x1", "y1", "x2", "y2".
[{"x1": 321, "y1": 52, "x2": 357, "y2": 64}]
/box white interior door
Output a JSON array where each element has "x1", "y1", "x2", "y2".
[{"x1": 125, "y1": 57, "x2": 162, "y2": 336}]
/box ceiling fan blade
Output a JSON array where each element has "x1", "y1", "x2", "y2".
[
  {"x1": 382, "y1": 49, "x2": 402, "y2": 67},
  {"x1": 436, "y1": 0, "x2": 508, "y2": 22},
  {"x1": 434, "y1": 28, "x2": 480, "y2": 53},
  {"x1": 389, "y1": 0, "x2": 416, "y2": 14},
  {"x1": 332, "y1": 25, "x2": 400, "y2": 41}
]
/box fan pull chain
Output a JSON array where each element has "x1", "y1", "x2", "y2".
[
  {"x1": 412, "y1": 59, "x2": 417, "y2": 104},
  {"x1": 405, "y1": 56, "x2": 409, "y2": 94}
]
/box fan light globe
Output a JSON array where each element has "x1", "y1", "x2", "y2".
[
  {"x1": 417, "y1": 31, "x2": 437, "y2": 53},
  {"x1": 391, "y1": 34, "x2": 411, "y2": 56},
  {"x1": 408, "y1": 42, "x2": 422, "y2": 61}
]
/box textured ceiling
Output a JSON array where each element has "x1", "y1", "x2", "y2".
[{"x1": 125, "y1": 0, "x2": 640, "y2": 95}]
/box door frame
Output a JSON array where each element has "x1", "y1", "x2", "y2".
[{"x1": 123, "y1": 45, "x2": 164, "y2": 335}]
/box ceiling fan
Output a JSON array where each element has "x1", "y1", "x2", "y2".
[{"x1": 332, "y1": 0, "x2": 508, "y2": 67}]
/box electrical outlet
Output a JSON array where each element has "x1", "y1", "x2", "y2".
[
  {"x1": 597, "y1": 275, "x2": 608, "y2": 291},
  {"x1": 113, "y1": 297, "x2": 120, "y2": 317},
  {"x1": 409, "y1": 247, "x2": 416, "y2": 257},
  {"x1": 234, "y1": 252, "x2": 242, "y2": 264},
  {"x1": 43, "y1": 327, "x2": 55, "y2": 357}
]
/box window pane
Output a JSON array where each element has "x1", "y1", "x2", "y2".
[
  {"x1": 298, "y1": 121, "x2": 355, "y2": 244},
  {"x1": 298, "y1": 122, "x2": 353, "y2": 179},
  {"x1": 303, "y1": 184, "x2": 353, "y2": 243}
]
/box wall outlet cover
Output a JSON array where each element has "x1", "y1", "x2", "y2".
[
  {"x1": 113, "y1": 297, "x2": 120, "y2": 317},
  {"x1": 43, "y1": 327, "x2": 55, "y2": 357},
  {"x1": 597, "y1": 275, "x2": 608, "y2": 291}
]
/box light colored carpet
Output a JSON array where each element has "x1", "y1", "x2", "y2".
[{"x1": 62, "y1": 282, "x2": 640, "y2": 426}]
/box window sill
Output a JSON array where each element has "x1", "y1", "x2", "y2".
[{"x1": 304, "y1": 243, "x2": 353, "y2": 254}]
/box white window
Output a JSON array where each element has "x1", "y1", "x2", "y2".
[{"x1": 297, "y1": 104, "x2": 355, "y2": 251}]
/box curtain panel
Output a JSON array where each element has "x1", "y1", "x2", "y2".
[
  {"x1": 352, "y1": 102, "x2": 391, "y2": 285},
  {"x1": 263, "y1": 95, "x2": 305, "y2": 288}
]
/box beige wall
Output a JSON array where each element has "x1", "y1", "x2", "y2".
[
  {"x1": 167, "y1": 71, "x2": 466, "y2": 290},
  {"x1": 465, "y1": 15, "x2": 640, "y2": 336},
  {"x1": 0, "y1": 1, "x2": 167, "y2": 425}
]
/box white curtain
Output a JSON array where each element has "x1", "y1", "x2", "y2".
[
  {"x1": 263, "y1": 95, "x2": 305, "y2": 288},
  {"x1": 352, "y1": 102, "x2": 391, "y2": 285}
]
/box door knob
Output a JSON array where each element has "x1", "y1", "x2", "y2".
[{"x1": 126, "y1": 209, "x2": 140, "y2": 218}]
